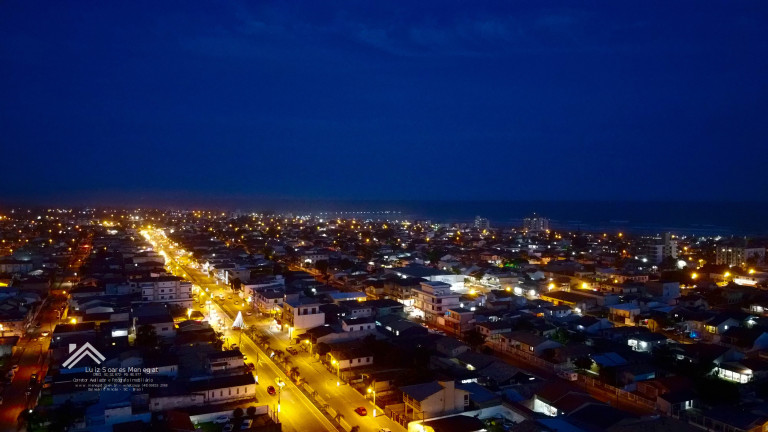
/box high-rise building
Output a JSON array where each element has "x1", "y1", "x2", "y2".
[
  {"x1": 474, "y1": 216, "x2": 490, "y2": 230},
  {"x1": 524, "y1": 215, "x2": 549, "y2": 232},
  {"x1": 716, "y1": 241, "x2": 765, "y2": 267},
  {"x1": 644, "y1": 233, "x2": 678, "y2": 264}
]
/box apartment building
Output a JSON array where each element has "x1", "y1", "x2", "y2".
[{"x1": 412, "y1": 281, "x2": 460, "y2": 324}]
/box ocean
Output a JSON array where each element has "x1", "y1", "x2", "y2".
[{"x1": 234, "y1": 200, "x2": 768, "y2": 237}]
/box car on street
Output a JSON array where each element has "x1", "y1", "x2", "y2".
[
  {"x1": 267, "y1": 386, "x2": 276, "y2": 395},
  {"x1": 286, "y1": 347, "x2": 298, "y2": 355},
  {"x1": 223, "y1": 424, "x2": 234, "y2": 432},
  {"x1": 213, "y1": 415, "x2": 229, "y2": 424},
  {"x1": 354, "y1": 407, "x2": 367, "y2": 416}
]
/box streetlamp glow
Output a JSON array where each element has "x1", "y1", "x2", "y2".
[{"x1": 368, "y1": 387, "x2": 377, "y2": 416}]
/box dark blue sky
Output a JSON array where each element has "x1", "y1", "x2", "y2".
[{"x1": 1, "y1": 1, "x2": 767, "y2": 205}]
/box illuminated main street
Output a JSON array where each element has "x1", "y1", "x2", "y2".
[{"x1": 146, "y1": 229, "x2": 403, "y2": 432}]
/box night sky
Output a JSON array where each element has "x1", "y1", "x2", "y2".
[{"x1": 2, "y1": 2, "x2": 767, "y2": 205}]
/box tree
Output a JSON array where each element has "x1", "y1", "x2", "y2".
[
  {"x1": 551, "y1": 328, "x2": 570, "y2": 345},
  {"x1": 257, "y1": 335, "x2": 270, "y2": 347},
  {"x1": 232, "y1": 407, "x2": 245, "y2": 430},
  {"x1": 464, "y1": 329, "x2": 486, "y2": 350},
  {"x1": 316, "y1": 342, "x2": 331, "y2": 357},
  {"x1": 695, "y1": 377, "x2": 740, "y2": 405},
  {"x1": 246, "y1": 406, "x2": 257, "y2": 417},
  {"x1": 231, "y1": 277, "x2": 242, "y2": 292},
  {"x1": 747, "y1": 253, "x2": 761, "y2": 268},
  {"x1": 573, "y1": 356, "x2": 593, "y2": 370},
  {"x1": 135, "y1": 324, "x2": 159, "y2": 350},
  {"x1": 427, "y1": 248, "x2": 445, "y2": 265},
  {"x1": 290, "y1": 366, "x2": 301, "y2": 382},
  {"x1": 483, "y1": 418, "x2": 506, "y2": 432},
  {"x1": 660, "y1": 256, "x2": 679, "y2": 271},
  {"x1": 282, "y1": 357, "x2": 292, "y2": 370},
  {"x1": 262, "y1": 245, "x2": 274, "y2": 260},
  {"x1": 315, "y1": 260, "x2": 329, "y2": 275}
]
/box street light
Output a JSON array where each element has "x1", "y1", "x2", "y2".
[
  {"x1": 331, "y1": 359, "x2": 340, "y2": 385},
  {"x1": 367, "y1": 387, "x2": 377, "y2": 417}
]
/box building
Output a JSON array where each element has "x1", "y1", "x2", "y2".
[
  {"x1": 134, "y1": 314, "x2": 176, "y2": 339},
  {"x1": 400, "y1": 380, "x2": 470, "y2": 421},
  {"x1": 646, "y1": 281, "x2": 681, "y2": 299},
  {"x1": 326, "y1": 346, "x2": 373, "y2": 370},
  {"x1": 716, "y1": 244, "x2": 765, "y2": 267},
  {"x1": 254, "y1": 289, "x2": 284, "y2": 315},
  {"x1": 206, "y1": 349, "x2": 245, "y2": 373},
  {"x1": 440, "y1": 307, "x2": 475, "y2": 336},
  {"x1": 300, "y1": 250, "x2": 329, "y2": 266},
  {"x1": 412, "y1": 281, "x2": 460, "y2": 324},
  {"x1": 474, "y1": 216, "x2": 489, "y2": 230},
  {"x1": 645, "y1": 233, "x2": 677, "y2": 264},
  {"x1": 132, "y1": 276, "x2": 193, "y2": 307},
  {"x1": 151, "y1": 373, "x2": 257, "y2": 411},
  {"x1": 283, "y1": 298, "x2": 325, "y2": 331},
  {"x1": 0, "y1": 258, "x2": 34, "y2": 274},
  {"x1": 499, "y1": 331, "x2": 562, "y2": 356},
  {"x1": 524, "y1": 216, "x2": 549, "y2": 233}
]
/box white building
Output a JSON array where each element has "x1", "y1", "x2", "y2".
[
  {"x1": 150, "y1": 374, "x2": 256, "y2": 411},
  {"x1": 132, "y1": 276, "x2": 193, "y2": 307},
  {"x1": 412, "y1": 281, "x2": 460, "y2": 324},
  {"x1": 644, "y1": 233, "x2": 677, "y2": 264},
  {"x1": 523, "y1": 216, "x2": 549, "y2": 233},
  {"x1": 283, "y1": 298, "x2": 325, "y2": 331},
  {"x1": 474, "y1": 216, "x2": 490, "y2": 230},
  {"x1": 300, "y1": 250, "x2": 329, "y2": 266}
]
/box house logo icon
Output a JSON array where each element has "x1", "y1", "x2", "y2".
[{"x1": 62, "y1": 342, "x2": 106, "y2": 368}]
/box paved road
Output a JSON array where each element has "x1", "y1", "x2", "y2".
[
  {"x1": 180, "y1": 258, "x2": 405, "y2": 431},
  {"x1": 147, "y1": 231, "x2": 338, "y2": 432}
]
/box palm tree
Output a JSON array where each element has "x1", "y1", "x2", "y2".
[{"x1": 257, "y1": 335, "x2": 269, "y2": 347}]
